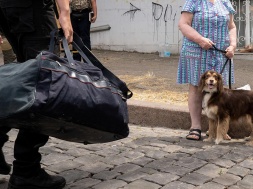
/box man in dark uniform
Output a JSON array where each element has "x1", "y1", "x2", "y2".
[
  {"x1": 70, "y1": 0, "x2": 97, "y2": 61},
  {"x1": 0, "y1": 0, "x2": 73, "y2": 188}
]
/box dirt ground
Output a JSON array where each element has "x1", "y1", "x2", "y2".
[
  {"x1": 93, "y1": 49, "x2": 253, "y2": 106},
  {"x1": 93, "y1": 50, "x2": 189, "y2": 106}
]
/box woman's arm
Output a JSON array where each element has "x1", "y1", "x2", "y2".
[
  {"x1": 225, "y1": 14, "x2": 237, "y2": 59},
  {"x1": 178, "y1": 12, "x2": 214, "y2": 50}
]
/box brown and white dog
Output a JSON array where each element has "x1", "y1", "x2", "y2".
[{"x1": 199, "y1": 70, "x2": 253, "y2": 145}]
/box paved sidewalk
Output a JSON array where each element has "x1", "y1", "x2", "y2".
[{"x1": 1, "y1": 127, "x2": 253, "y2": 189}]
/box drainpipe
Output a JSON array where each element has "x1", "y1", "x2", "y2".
[{"x1": 91, "y1": 25, "x2": 111, "y2": 33}]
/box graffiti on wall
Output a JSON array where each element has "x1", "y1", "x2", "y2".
[
  {"x1": 123, "y1": 3, "x2": 141, "y2": 20},
  {"x1": 123, "y1": 2, "x2": 181, "y2": 43},
  {"x1": 152, "y1": 2, "x2": 181, "y2": 42}
]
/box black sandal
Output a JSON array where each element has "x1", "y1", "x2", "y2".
[{"x1": 186, "y1": 129, "x2": 201, "y2": 141}]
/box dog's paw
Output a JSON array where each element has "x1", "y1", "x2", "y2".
[
  {"x1": 244, "y1": 136, "x2": 252, "y2": 141},
  {"x1": 203, "y1": 138, "x2": 213, "y2": 142},
  {"x1": 245, "y1": 141, "x2": 253, "y2": 146},
  {"x1": 215, "y1": 139, "x2": 222, "y2": 145}
]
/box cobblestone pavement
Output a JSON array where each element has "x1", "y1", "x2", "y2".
[{"x1": 1, "y1": 126, "x2": 253, "y2": 189}]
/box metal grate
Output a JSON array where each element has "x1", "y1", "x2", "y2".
[{"x1": 231, "y1": 0, "x2": 253, "y2": 47}]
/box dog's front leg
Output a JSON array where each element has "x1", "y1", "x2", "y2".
[
  {"x1": 245, "y1": 120, "x2": 253, "y2": 146},
  {"x1": 204, "y1": 119, "x2": 216, "y2": 142},
  {"x1": 216, "y1": 116, "x2": 230, "y2": 145}
]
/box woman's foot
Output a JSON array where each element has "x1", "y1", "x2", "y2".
[{"x1": 186, "y1": 129, "x2": 201, "y2": 141}]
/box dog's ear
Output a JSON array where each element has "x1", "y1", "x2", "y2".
[
  {"x1": 198, "y1": 72, "x2": 206, "y2": 92},
  {"x1": 217, "y1": 73, "x2": 224, "y2": 93}
]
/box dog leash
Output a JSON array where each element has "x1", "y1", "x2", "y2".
[{"x1": 212, "y1": 45, "x2": 232, "y2": 89}]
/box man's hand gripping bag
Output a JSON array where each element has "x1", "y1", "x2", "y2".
[{"x1": 0, "y1": 31, "x2": 133, "y2": 144}]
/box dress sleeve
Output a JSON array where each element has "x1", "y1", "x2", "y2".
[
  {"x1": 222, "y1": 0, "x2": 236, "y2": 14},
  {"x1": 181, "y1": 0, "x2": 197, "y2": 14}
]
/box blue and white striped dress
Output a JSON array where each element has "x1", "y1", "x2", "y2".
[{"x1": 177, "y1": 0, "x2": 236, "y2": 86}]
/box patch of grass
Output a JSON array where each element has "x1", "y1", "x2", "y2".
[{"x1": 119, "y1": 73, "x2": 188, "y2": 106}]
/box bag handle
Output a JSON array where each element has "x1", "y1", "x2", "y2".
[
  {"x1": 49, "y1": 29, "x2": 133, "y2": 99},
  {"x1": 212, "y1": 45, "x2": 232, "y2": 89},
  {"x1": 71, "y1": 32, "x2": 133, "y2": 99},
  {"x1": 49, "y1": 30, "x2": 76, "y2": 67}
]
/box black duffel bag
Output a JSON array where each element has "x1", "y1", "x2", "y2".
[{"x1": 0, "y1": 30, "x2": 133, "y2": 144}]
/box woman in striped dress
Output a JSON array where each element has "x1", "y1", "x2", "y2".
[{"x1": 177, "y1": 0, "x2": 236, "y2": 140}]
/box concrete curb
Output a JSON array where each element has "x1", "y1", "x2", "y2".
[
  {"x1": 127, "y1": 99, "x2": 208, "y2": 131},
  {"x1": 127, "y1": 99, "x2": 251, "y2": 138}
]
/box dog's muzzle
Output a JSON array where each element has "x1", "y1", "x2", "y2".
[{"x1": 206, "y1": 82, "x2": 215, "y2": 89}]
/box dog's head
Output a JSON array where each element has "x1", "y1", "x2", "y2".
[{"x1": 199, "y1": 70, "x2": 223, "y2": 93}]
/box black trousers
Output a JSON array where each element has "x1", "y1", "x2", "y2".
[
  {"x1": 71, "y1": 9, "x2": 91, "y2": 61},
  {"x1": 0, "y1": 0, "x2": 58, "y2": 177}
]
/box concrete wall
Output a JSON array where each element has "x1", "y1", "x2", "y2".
[{"x1": 91, "y1": 0, "x2": 184, "y2": 54}]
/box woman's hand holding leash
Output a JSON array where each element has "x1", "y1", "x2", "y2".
[
  {"x1": 225, "y1": 45, "x2": 236, "y2": 59},
  {"x1": 199, "y1": 37, "x2": 214, "y2": 50},
  {"x1": 199, "y1": 39, "x2": 235, "y2": 59}
]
